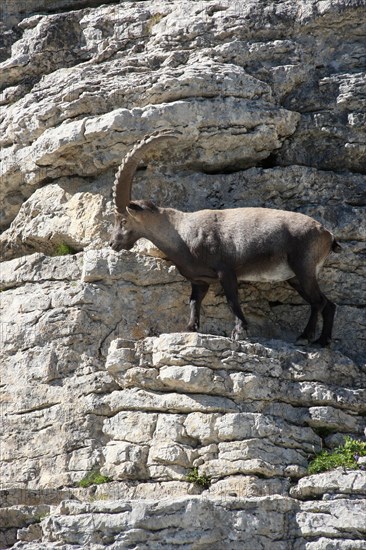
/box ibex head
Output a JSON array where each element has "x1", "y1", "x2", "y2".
[
  {"x1": 110, "y1": 200, "x2": 159, "y2": 251},
  {"x1": 109, "y1": 131, "x2": 178, "y2": 252}
]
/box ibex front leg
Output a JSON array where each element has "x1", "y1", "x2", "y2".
[
  {"x1": 218, "y1": 269, "x2": 248, "y2": 340},
  {"x1": 187, "y1": 282, "x2": 209, "y2": 332}
]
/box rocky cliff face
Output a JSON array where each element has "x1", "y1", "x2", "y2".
[{"x1": 0, "y1": 0, "x2": 365, "y2": 548}]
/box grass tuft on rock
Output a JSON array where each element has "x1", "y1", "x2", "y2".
[
  {"x1": 308, "y1": 436, "x2": 366, "y2": 475},
  {"x1": 146, "y1": 12, "x2": 164, "y2": 33},
  {"x1": 53, "y1": 243, "x2": 77, "y2": 256},
  {"x1": 78, "y1": 470, "x2": 112, "y2": 488},
  {"x1": 186, "y1": 467, "x2": 211, "y2": 489}
]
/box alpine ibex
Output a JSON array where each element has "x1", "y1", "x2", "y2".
[{"x1": 110, "y1": 131, "x2": 341, "y2": 346}]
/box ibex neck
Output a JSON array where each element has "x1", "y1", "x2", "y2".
[{"x1": 141, "y1": 208, "x2": 189, "y2": 261}]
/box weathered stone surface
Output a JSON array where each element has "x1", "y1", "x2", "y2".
[
  {"x1": 0, "y1": 246, "x2": 365, "y2": 548},
  {"x1": 13, "y1": 496, "x2": 299, "y2": 549},
  {"x1": 0, "y1": 0, "x2": 364, "y2": 359},
  {"x1": 0, "y1": 505, "x2": 49, "y2": 550},
  {"x1": 9, "y1": 492, "x2": 366, "y2": 549},
  {"x1": 0, "y1": 183, "x2": 109, "y2": 257},
  {"x1": 290, "y1": 468, "x2": 366, "y2": 500},
  {"x1": 0, "y1": 253, "x2": 365, "y2": 495},
  {"x1": 303, "y1": 540, "x2": 366, "y2": 550},
  {"x1": 1, "y1": 0, "x2": 366, "y2": 548},
  {"x1": 0, "y1": 0, "x2": 365, "y2": 261},
  {"x1": 1, "y1": 300, "x2": 365, "y2": 547},
  {"x1": 297, "y1": 499, "x2": 366, "y2": 541}
]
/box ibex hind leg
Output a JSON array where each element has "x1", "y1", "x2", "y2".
[
  {"x1": 316, "y1": 300, "x2": 336, "y2": 347},
  {"x1": 288, "y1": 277, "x2": 319, "y2": 343},
  {"x1": 217, "y1": 269, "x2": 248, "y2": 340},
  {"x1": 187, "y1": 283, "x2": 209, "y2": 332},
  {"x1": 288, "y1": 275, "x2": 335, "y2": 347}
]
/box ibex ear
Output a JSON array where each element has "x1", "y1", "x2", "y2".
[
  {"x1": 127, "y1": 201, "x2": 157, "y2": 218},
  {"x1": 126, "y1": 202, "x2": 148, "y2": 220}
]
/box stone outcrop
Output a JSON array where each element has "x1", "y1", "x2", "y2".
[
  {"x1": 0, "y1": 0, "x2": 365, "y2": 548},
  {"x1": 1, "y1": 251, "x2": 366, "y2": 548},
  {"x1": 0, "y1": 0, "x2": 364, "y2": 359}
]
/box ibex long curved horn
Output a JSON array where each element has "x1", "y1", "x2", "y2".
[{"x1": 113, "y1": 130, "x2": 179, "y2": 214}]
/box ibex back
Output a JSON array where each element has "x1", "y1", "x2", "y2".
[{"x1": 110, "y1": 131, "x2": 341, "y2": 346}]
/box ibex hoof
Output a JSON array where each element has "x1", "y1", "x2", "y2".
[
  {"x1": 313, "y1": 336, "x2": 331, "y2": 348},
  {"x1": 296, "y1": 331, "x2": 315, "y2": 345},
  {"x1": 231, "y1": 327, "x2": 248, "y2": 341},
  {"x1": 296, "y1": 335, "x2": 310, "y2": 346}
]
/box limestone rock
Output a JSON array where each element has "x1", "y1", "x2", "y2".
[
  {"x1": 10, "y1": 492, "x2": 366, "y2": 549},
  {"x1": 1, "y1": 0, "x2": 364, "y2": 256},
  {"x1": 290, "y1": 469, "x2": 366, "y2": 500},
  {"x1": 0, "y1": 252, "x2": 365, "y2": 546},
  {"x1": 297, "y1": 499, "x2": 366, "y2": 541},
  {"x1": 15, "y1": 496, "x2": 299, "y2": 549},
  {"x1": 0, "y1": 0, "x2": 364, "y2": 364},
  {"x1": 1, "y1": 0, "x2": 366, "y2": 548}
]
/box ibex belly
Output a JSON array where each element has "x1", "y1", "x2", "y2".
[{"x1": 236, "y1": 261, "x2": 295, "y2": 283}]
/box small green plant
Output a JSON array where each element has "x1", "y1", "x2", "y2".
[
  {"x1": 146, "y1": 13, "x2": 164, "y2": 34},
  {"x1": 186, "y1": 467, "x2": 211, "y2": 489},
  {"x1": 78, "y1": 470, "x2": 112, "y2": 488},
  {"x1": 89, "y1": 493, "x2": 109, "y2": 502},
  {"x1": 53, "y1": 243, "x2": 77, "y2": 256},
  {"x1": 33, "y1": 512, "x2": 49, "y2": 523},
  {"x1": 308, "y1": 436, "x2": 366, "y2": 475}
]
